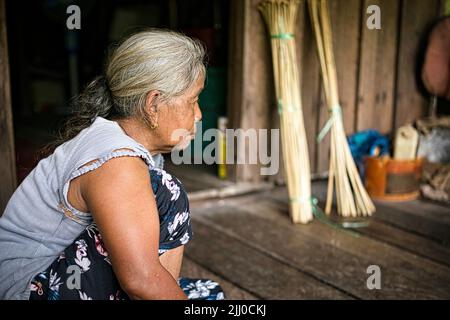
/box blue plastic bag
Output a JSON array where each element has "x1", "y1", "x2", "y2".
[{"x1": 347, "y1": 129, "x2": 390, "y2": 180}]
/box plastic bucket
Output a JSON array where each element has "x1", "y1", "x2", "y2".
[{"x1": 364, "y1": 156, "x2": 424, "y2": 201}]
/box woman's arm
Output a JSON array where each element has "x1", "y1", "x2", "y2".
[{"x1": 80, "y1": 156, "x2": 187, "y2": 300}]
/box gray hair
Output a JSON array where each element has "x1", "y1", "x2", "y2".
[
  {"x1": 44, "y1": 29, "x2": 206, "y2": 154},
  {"x1": 107, "y1": 29, "x2": 207, "y2": 117}
]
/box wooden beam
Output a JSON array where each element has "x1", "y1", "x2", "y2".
[
  {"x1": 226, "y1": 0, "x2": 274, "y2": 183},
  {"x1": 394, "y1": 0, "x2": 441, "y2": 129},
  {"x1": 356, "y1": 0, "x2": 400, "y2": 134},
  {"x1": 226, "y1": 0, "x2": 244, "y2": 183},
  {"x1": 0, "y1": 0, "x2": 16, "y2": 215}
]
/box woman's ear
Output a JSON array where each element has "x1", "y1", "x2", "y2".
[{"x1": 145, "y1": 91, "x2": 160, "y2": 129}]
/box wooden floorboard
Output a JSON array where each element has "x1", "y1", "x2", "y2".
[
  {"x1": 354, "y1": 218, "x2": 450, "y2": 267},
  {"x1": 270, "y1": 183, "x2": 450, "y2": 246},
  {"x1": 181, "y1": 256, "x2": 258, "y2": 300},
  {"x1": 373, "y1": 201, "x2": 450, "y2": 245},
  {"x1": 258, "y1": 194, "x2": 450, "y2": 290},
  {"x1": 263, "y1": 188, "x2": 450, "y2": 266},
  {"x1": 268, "y1": 181, "x2": 450, "y2": 249},
  {"x1": 185, "y1": 218, "x2": 352, "y2": 299},
  {"x1": 191, "y1": 201, "x2": 450, "y2": 299},
  {"x1": 183, "y1": 173, "x2": 450, "y2": 299}
]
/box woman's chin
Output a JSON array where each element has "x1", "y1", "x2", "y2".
[{"x1": 171, "y1": 137, "x2": 193, "y2": 151}]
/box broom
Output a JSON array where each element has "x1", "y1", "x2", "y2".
[
  {"x1": 308, "y1": 0, "x2": 375, "y2": 217},
  {"x1": 259, "y1": 0, "x2": 313, "y2": 223}
]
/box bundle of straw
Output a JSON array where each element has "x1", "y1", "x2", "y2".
[
  {"x1": 307, "y1": 0, "x2": 375, "y2": 217},
  {"x1": 259, "y1": 0, "x2": 313, "y2": 223}
]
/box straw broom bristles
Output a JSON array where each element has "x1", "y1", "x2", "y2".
[
  {"x1": 259, "y1": 0, "x2": 313, "y2": 223},
  {"x1": 308, "y1": 0, "x2": 376, "y2": 217}
]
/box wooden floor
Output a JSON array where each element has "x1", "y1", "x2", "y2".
[{"x1": 176, "y1": 168, "x2": 450, "y2": 299}]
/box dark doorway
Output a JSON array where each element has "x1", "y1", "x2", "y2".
[{"x1": 6, "y1": 0, "x2": 230, "y2": 185}]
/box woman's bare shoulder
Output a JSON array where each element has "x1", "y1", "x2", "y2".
[{"x1": 67, "y1": 150, "x2": 150, "y2": 214}]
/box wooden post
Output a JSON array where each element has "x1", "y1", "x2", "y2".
[
  {"x1": 394, "y1": 0, "x2": 441, "y2": 129},
  {"x1": 227, "y1": 0, "x2": 273, "y2": 183},
  {"x1": 356, "y1": 0, "x2": 400, "y2": 134},
  {"x1": 0, "y1": 0, "x2": 16, "y2": 215}
]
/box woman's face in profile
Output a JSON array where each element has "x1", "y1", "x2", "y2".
[{"x1": 152, "y1": 75, "x2": 205, "y2": 152}]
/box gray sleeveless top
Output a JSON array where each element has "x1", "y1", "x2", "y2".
[{"x1": 0, "y1": 117, "x2": 164, "y2": 299}]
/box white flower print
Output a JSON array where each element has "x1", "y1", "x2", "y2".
[
  {"x1": 158, "y1": 248, "x2": 168, "y2": 255},
  {"x1": 104, "y1": 256, "x2": 112, "y2": 265},
  {"x1": 166, "y1": 180, "x2": 181, "y2": 201},
  {"x1": 186, "y1": 280, "x2": 219, "y2": 299},
  {"x1": 57, "y1": 252, "x2": 65, "y2": 262},
  {"x1": 86, "y1": 223, "x2": 99, "y2": 238},
  {"x1": 109, "y1": 290, "x2": 121, "y2": 300},
  {"x1": 74, "y1": 239, "x2": 91, "y2": 272},
  {"x1": 154, "y1": 168, "x2": 181, "y2": 201},
  {"x1": 78, "y1": 291, "x2": 93, "y2": 300},
  {"x1": 49, "y1": 269, "x2": 63, "y2": 292},
  {"x1": 167, "y1": 211, "x2": 189, "y2": 235},
  {"x1": 216, "y1": 292, "x2": 225, "y2": 300},
  {"x1": 180, "y1": 231, "x2": 190, "y2": 245}
]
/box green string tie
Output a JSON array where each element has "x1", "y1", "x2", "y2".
[
  {"x1": 289, "y1": 196, "x2": 369, "y2": 238},
  {"x1": 317, "y1": 104, "x2": 342, "y2": 143},
  {"x1": 271, "y1": 33, "x2": 294, "y2": 40},
  {"x1": 277, "y1": 98, "x2": 297, "y2": 114}
]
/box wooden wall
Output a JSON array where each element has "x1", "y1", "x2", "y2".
[
  {"x1": 227, "y1": 0, "x2": 442, "y2": 183},
  {"x1": 0, "y1": 0, "x2": 16, "y2": 215}
]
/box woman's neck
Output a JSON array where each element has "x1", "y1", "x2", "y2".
[{"x1": 115, "y1": 118, "x2": 162, "y2": 155}]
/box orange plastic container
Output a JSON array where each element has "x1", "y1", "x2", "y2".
[{"x1": 364, "y1": 156, "x2": 424, "y2": 201}]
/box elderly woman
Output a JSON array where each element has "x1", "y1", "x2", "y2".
[{"x1": 0, "y1": 30, "x2": 224, "y2": 300}]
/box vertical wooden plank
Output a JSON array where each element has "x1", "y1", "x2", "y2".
[
  {"x1": 356, "y1": 0, "x2": 400, "y2": 134},
  {"x1": 226, "y1": 0, "x2": 245, "y2": 183},
  {"x1": 330, "y1": 0, "x2": 361, "y2": 135},
  {"x1": 316, "y1": 0, "x2": 362, "y2": 174},
  {"x1": 226, "y1": 0, "x2": 273, "y2": 183},
  {"x1": 394, "y1": 0, "x2": 441, "y2": 129},
  {"x1": 0, "y1": 0, "x2": 16, "y2": 214},
  {"x1": 240, "y1": 0, "x2": 273, "y2": 183}
]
